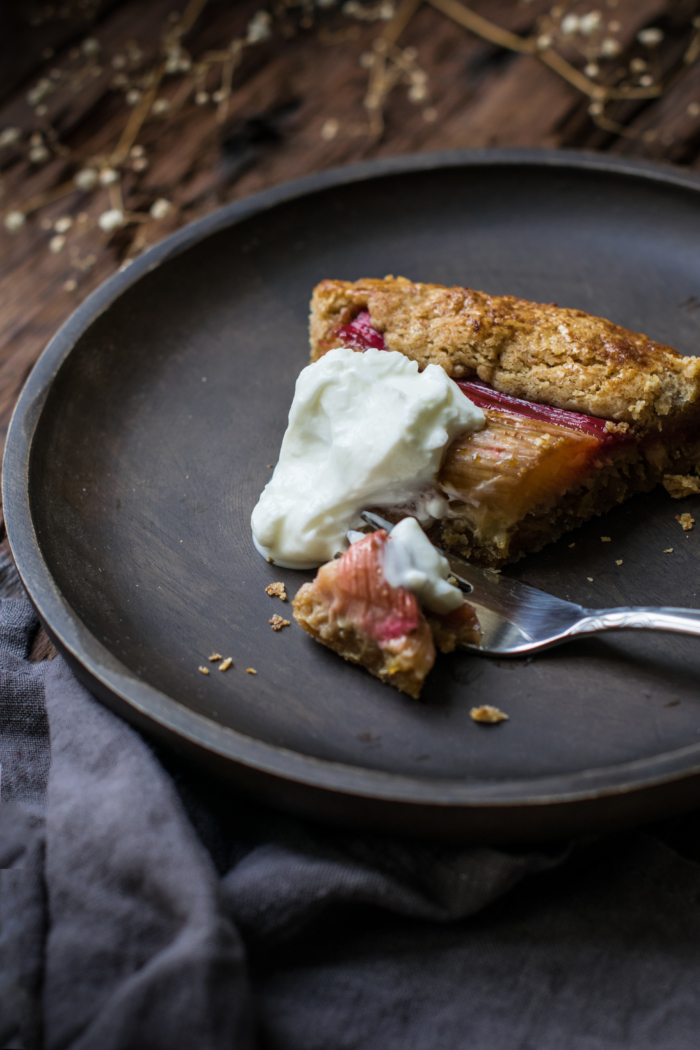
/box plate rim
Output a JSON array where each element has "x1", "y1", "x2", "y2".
[{"x1": 7, "y1": 145, "x2": 700, "y2": 812}]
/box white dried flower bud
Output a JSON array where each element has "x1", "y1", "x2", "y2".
[
  {"x1": 561, "y1": 13, "x2": 579, "y2": 35},
  {"x1": 99, "y1": 167, "x2": 119, "y2": 185},
  {"x1": 149, "y1": 198, "x2": 171, "y2": 219},
  {"x1": 151, "y1": 98, "x2": 170, "y2": 115},
  {"x1": 82, "y1": 37, "x2": 100, "y2": 55},
  {"x1": 246, "y1": 11, "x2": 272, "y2": 43},
  {"x1": 27, "y1": 78, "x2": 52, "y2": 106},
  {"x1": 630, "y1": 57, "x2": 647, "y2": 73},
  {"x1": 98, "y1": 208, "x2": 124, "y2": 232},
  {"x1": 49, "y1": 234, "x2": 65, "y2": 253},
  {"x1": 126, "y1": 88, "x2": 142, "y2": 105},
  {"x1": 132, "y1": 157, "x2": 149, "y2": 172},
  {"x1": 638, "y1": 27, "x2": 663, "y2": 47},
  {"x1": 74, "y1": 168, "x2": 98, "y2": 190},
  {"x1": 584, "y1": 63, "x2": 599, "y2": 77},
  {"x1": 579, "y1": 11, "x2": 602, "y2": 35},
  {"x1": 688, "y1": 102, "x2": 700, "y2": 117},
  {"x1": 112, "y1": 54, "x2": 126, "y2": 69},
  {"x1": 29, "y1": 144, "x2": 50, "y2": 164},
  {"x1": 320, "y1": 118, "x2": 339, "y2": 140},
  {"x1": 599, "y1": 37, "x2": 621, "y2": 57},
  {"x1": 4, "y1": 210, "x2": 25, "y2": 232},
  {"x1": 408, "y1": 82, "x2": 428, "y2": 102},
  {"x1": 195, "y1": 91, "x2": 209, "y2": 105},
  {"x1": 0, "y1": 127, "x2": 21, "y2": 147},
  {"x1": 537, "y1": 33, "x2": 553, "y2": 50},
  {"x1": 54, "y1": 215, "x2": 73, "y2": 233},
  {"x1": 129, "y1": 145, "x2": 145, "y2": 157}
]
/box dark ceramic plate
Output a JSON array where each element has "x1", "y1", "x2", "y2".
[{"x1": 7, "y1": 149, "x2": 700, "y2": 841}]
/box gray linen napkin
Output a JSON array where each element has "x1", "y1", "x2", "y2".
[{"x1": 3, "y1": 593, "x2": 700, "y2": 1050}]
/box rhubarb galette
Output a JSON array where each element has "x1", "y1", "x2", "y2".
[
  {"x1": 310, "y1": 277, "x2": 700, "y2": 567},
  {"x1": 292, "y1": 527, "x2": 480, "y2": 699}
]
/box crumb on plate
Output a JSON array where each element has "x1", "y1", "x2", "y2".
[
  {"x1": 470, "y1": 705, "x2": 509, "y2": 724},
  {"x1": 616, "y1": 559, "x2": 623, "y2": 566},
  {"x1": 246, "y1": 667, "x2": 257, "y2": 675},
  {"x1": 664, "y1": 548, "x2": 674, "y2": 554},
  {"x1": 270, "y1": 614, "x2": 291, "y2": 631},
  {"x1": 219, "y1": 657, "x2": 233, "y2": 671},
  {"x1": 208, "y1": 652, "x2": 222, "y2": 662},
  {"x1": 601, "y1": 536, "x2": 611, "y2": 542},
  {"x1": 677, "y1": 512, "x2": 695, "y2": 531},
  {"x1": 198, "y1": 666, "x2": 210, "y2": 675},
  {"x1": 663, "y1": 474, "x2": 700, "y2": 499},
  {"x1": 265, "y1": 582, "x2": 287, "y2": 600}
]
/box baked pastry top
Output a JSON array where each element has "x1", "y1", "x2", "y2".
[{"x1": 310, "y1": 276, "x2": 700, "y2": 433}]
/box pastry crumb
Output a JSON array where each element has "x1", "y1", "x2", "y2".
[
  {"x1": 265, "y1": 582, "x2": 287, "y2": 600},
  {"x1": 246, "y1": 667, "x2": 257, "y2": 675},
  {"x1": 198, "y1": 666, "x2": 210, "y2": 675},
  {"x1": 269, "y1": 614, "x2": 291, "y2": 631},
  {"x1": 219, "y1": 657, "x2": 233, "y2": 671},
  {"x1": 676, "y1": 512, "x2": 695, "y2": 531},
  {"x1": 604, "y1": 420, "x2": 629, "y2": 434},
  {"x1": 470, "y1": 705, "x2": 509, "y2": 724},
  {"x1": 208, "y1": 652, "x2": 222, "y2": 662},
  {"x1": 587, "y1": 576, "x2": 594, "y2": 582},
  {"x1": 568, "y1": 543, "x2": 575, "y2": 548},
  {"x1": 266, "y1": 556, "x2": 274, "y2": 564},
  {"x1": 663, "y1": 474, "x2": 700, "y2": 498},
  {"x1": 664, "y1": 547, "x2": 674, "y2": 553},
  {"x1": 601, "y1": 536, "x2": 611, "y2": 542},
  {"x1": 616, "y1": 559, "x2": 623, "y2": 566}
]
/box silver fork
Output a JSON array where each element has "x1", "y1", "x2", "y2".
[{"x1": 360, "y1": 511, "x2": 700, "y2": 657}]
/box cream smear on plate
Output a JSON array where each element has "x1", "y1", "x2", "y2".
[{"x1": 251, "y1": 346, "x2": 484, "y2": 570}]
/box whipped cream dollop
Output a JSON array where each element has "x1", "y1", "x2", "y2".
[
  {"x1": 381, "y1": 516, "x2": 463, "y2": 614},
  {"x1": 251, "y1": 346, "x2": 484, "y2": 569}
]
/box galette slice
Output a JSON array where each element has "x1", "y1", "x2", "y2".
[
  {"x1": 293, "y1": 529, "x2": 480, "y2": 699},
  {"x1": 309, "y1": 278, "x2": 700, "y2": 566}
]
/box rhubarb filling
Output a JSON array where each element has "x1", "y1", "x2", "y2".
[
  {"x1": 328, "y1": 309, "x2": 699, "y2": 566},
  {"x1": 293, "y1": 529, "x2": 480, "y2": 698}
]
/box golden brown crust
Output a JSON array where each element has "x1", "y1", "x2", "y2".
[
  {"x1": 292, "y1": 575, "x2": 433, "y2": 699},
  {"x1": 310, "y1": 276, "x2": 700, "y2": 432}
]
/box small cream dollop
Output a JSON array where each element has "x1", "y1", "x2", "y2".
[
  {"x1": 251, "y1": 347, "x2": 484, "y2": 568},
  {"x1": 382, "y1": 517, "x2": 463, "y2": 613}
]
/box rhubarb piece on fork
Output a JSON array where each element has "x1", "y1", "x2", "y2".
[
  {"x1": 293, "y1": 529, "x2": 480, "y2": 699},
  {"x1": 309, "y1": 277, "x2": 700, "y2": 566}
]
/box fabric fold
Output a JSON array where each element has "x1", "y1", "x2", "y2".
[{"x1": 41, "y1": 658, "x2": 252, "y2": 1050}]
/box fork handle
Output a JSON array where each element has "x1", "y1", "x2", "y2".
[{"x1": 570, "y1": 607, "x2": 700, "y2": 639}]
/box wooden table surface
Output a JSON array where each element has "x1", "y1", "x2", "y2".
[{"x1": 1, "y1": 0, "x2": 698, "y2": 655}]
